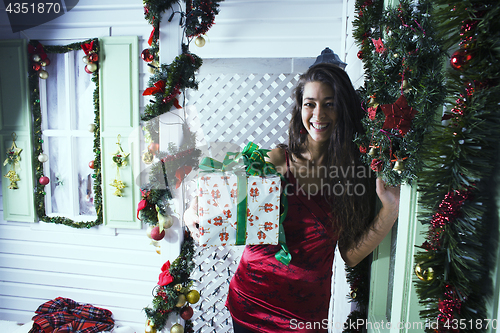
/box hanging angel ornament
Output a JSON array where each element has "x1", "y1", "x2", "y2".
[
  {"x1": 3, "y1": 133, "x2": 22, "y2": 189},
  {"x1": 110, "y1": 134, "x2": 130, "y2": 197}
]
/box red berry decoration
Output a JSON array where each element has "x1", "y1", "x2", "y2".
[
  {"x1": 150, "y1": 225, "x2": 165, "y2": 241},
  {"x1": 141, "y1": 49, "x2": 154, "y2": 62},
  {"x1": 89, "y1": 53, "x2": 99, "y2": 63},
  {"x1": 39, "y1": 176, "x2": 50, "y2": 185},
  {"x1": 180, "y1": 305, "x2": 194, "y2": 320},
  {"x1": 89, "y1": 160, "x2": 95, "y2": 169}
]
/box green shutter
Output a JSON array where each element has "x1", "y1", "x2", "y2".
[
  {"x1": 0, "y1": 40, "x2": 35, "y2": 222},
  {"x1": 99, "y1": 36, "x2": 141, "y2": 228}
]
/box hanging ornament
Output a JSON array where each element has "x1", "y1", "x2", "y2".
[
  {"x1": 157, "y1": 207, "x2": 174, "y2": 231},
  {"x1": 145, "y1": 319, "x2": 157, "y2": 333},
  {"x1": 357, "y1": 50, "x2": 363, "y2": 59},
  {"x1": 194, "y1": 36, "x2": 206, "y2": 47},
  {"x1": 39, "y1": 70, "x2": 49, "y2": 79},
  {"x1": 110, "y1": 134, "x2": 130, "y2": 197},
  {"x1": 392, "y1": 159, "x2": 405, "y2": 174},
  {"x1": 141, "y1": 48, "x2": 154, "y2": 62},
  {"x1": 39, "y1": 176, "x2": 50, "y2": 185},
  {"x1": 450, "y1": 48, "x2": 473, "y2": 71},
  {"x1": 180, "y1": 305, "x2": 193, "y2": 320},
  {"x1": 368, "y1": 146, "x2": 377, "y2": 156},
  {"x1": 3, "y1": 133, "x2": 22, "y2": 190},
  {"x1": 89, "y1": 53, "x2": 99, "y2": 63},
  {"x1": 414, "y1": 262, "x2": 434, "y2": 282},
  {"x1": 170, "y1": 323, "x2": 184, "y2": 333},
  {"x1": 176, "y1": 294, "x2": 187, "y2": 308},
  {"x1": 32, "y1": 63, "x2": 41, "y2": 71},
  {"x1": 142, "y1": 151, "x2": 154, "y2": 164},
  {"x1": 32, "y1": 54, "x2": 41, "y2": 62},
  {"x1": 40, "y1": 58, "x2": 50, "y2": 67},
  {"x1": 349, "y1": 288, "x2": 358, "y2": 299},
  {"x1": 186, "y1": 289, "x2": 200, "y2": 304},
  {"x1": 38, "y1": 153, "x2": 48, "y2": 163},
  {"x1": 82, "y1": 55, "x2": 90, "y2": 64},
  {"x1": 88, "y1": 123, "x2": 96, "y2": 132},
  {"x1": 89, "y1": 160, "x2": 95, "y2": 169},
  {"x1": 150, "y1": 225, "x2": 166, "y2": 241},
  {"x1": 86, "y1": 63, "x2": 98, "y2": 73}
]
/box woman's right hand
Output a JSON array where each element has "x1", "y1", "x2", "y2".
[{"x1": 184, "y1": 196, "x2": 200, "y2": 243}]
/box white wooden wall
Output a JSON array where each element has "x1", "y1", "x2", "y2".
[{"x1": 0, "y1": 0, "x2": 361, "y2": 331}]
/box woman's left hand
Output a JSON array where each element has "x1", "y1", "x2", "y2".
[{"x1": 376, "y1": 177, "x2": 400, "y2": 211}]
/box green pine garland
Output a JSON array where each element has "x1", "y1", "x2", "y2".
[
  {"x1": 353, "y1": 0, "x2": 445, "y2": 186},
  {"x1": 414, "y1": 1, "x2": 500, "y2": 332},
  {"x1": 144, "y1": 231, "x2": 197, "y2": 332},
  {"x1": 29, "y1": 39, "x2": 103, "y2": 229}
]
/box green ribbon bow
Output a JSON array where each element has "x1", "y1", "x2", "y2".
[{"x1": 199, "y1": 142, "x2": 291, "y2": 266}]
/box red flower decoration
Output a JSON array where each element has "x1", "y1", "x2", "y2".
[
  {"x1": 359, "y1": 146, "x2": 368, "y2": 154},
  {"x1": 380, "y1": 95, "x2": 418, "y2": 136},
  {"x1": 158, "y1": 261, "x2": 174, "y2": 286},
  {"x1": 367, "y1": 106, "x2": 379, "y2": 120},
  {"x1": 371, "y1": 38, "x2": 386, "y2": 53},
  {"x1": 143, "y1": 80, "x2": 166, "y2": 96}
]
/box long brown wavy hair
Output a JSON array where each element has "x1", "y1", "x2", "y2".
[{"x1": 286, "y1": 63, "x2": 376, "y2": 250}]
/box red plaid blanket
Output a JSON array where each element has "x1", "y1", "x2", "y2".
[{"x1": 29, "y1": 297, "x2": 114, "y2": 333}]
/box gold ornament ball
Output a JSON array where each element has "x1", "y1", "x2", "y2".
[
  {"x1": 176, "y1": 294, "x2": 187, "y2": 307},
  {"x1": 145, "y1": 319, "x2": 157, "y2": 333},
  {"x1": 195, "y1": 36, "x2": 206, "y2": 47},
  {"x1": 170, "y1": 323, "x2": 184, "y2": 333},
  {"x1": 88, "y1": 123, "x2": 96, "y2": 132},
  {"x1": 82, "y1": 55, "x2": 90, "y2": 64},
  {"x1": 414, "y1": 262, "x2": 434, "y2": 282},
  {"x1": 32, "y1": 54, "x2": 41, "y2": 62},
  {"x1": 39, "y1": 70, "x2": 49, "y2": 79},
  {"x1": 186, "y1": 289, "x2": 200, "y2": 304}
]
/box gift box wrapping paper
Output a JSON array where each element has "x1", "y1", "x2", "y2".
[{"x1": 198, "y1": 172, "x2": 281, "y2": 247}]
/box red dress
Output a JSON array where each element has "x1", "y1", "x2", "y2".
[{"x1": 226, "y1": 152, "x2": 338, "y2": 332}]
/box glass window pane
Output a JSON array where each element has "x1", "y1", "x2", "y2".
[
  {"x1": 76, "y1": 137, "x2": 96, "y2": 216},
  {"x1": 45, "y1": 53, "x2": 68, "y2": 130},
  {"x1": 48, "y1": 136, "x2": 72, "y2": 215},
  {"x1": 74, "y1": 49, "x2": 96, "y2": 131}
]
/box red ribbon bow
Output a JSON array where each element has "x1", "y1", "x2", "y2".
[
  {"x1": 28, "y1": 42, "x2": 48, "y2": 60},
  {"x1": 81, "y1": 41, "x2": 94, "y2": 55},
  {"x1": 136, "y1": 190, "x2": 150, "y2": 220},
  {"x1": 148, "y1": 27, "x2": 156, "y2": 46},
  {"x1": 175, "y1": 165, "x2": 193, "y2": 189},
  {"x1": 143, "y1": 80, "x2": 166, "y2": 96},
  {"x1": 380, "y1": 95, "x2": 418, "y2": 136},
  {"x1": 158, "y1": 261, "x2": 174, "y2": 286}
]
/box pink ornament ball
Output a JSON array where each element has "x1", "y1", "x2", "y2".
[{"x1": 39, "y1": 176, "x2": 50, "y2": 185}]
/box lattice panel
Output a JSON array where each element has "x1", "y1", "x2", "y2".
[
  {"x1": 187, "y1": 72, "x2": 298, "y2": 149},
  {"x1": 185, "y1": 70, "x2": 299, "y2": 332}
]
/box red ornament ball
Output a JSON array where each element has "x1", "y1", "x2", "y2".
[
  {"x1": 89, "y1": 53, "x2": 99, "y2": 63},
  {"x1": 141, "y1": 49, "x2": 154, "y2": 62},
  {"x1": 180, "y1": 306, "x2": 194, "y2": 320},
  {"x1": 89, "y1": 160, "x2": 95, "y2": 169},
  {"x1": 450, "y1": 49, "x2": 473, "y2": 70},
  {"x1": 32, "y1": 63, "x2": 41, "y2": 71},
  {"x1": 357, "y1": 50, "x2": 363, "y2": 59},
  {"x1": 150, "y1": 225, "x2": 165, "y2": 241},
  {"x1": 39, "y1": 176, "x2": 50, "y2": 185},
  {"x1": 148, "y1": 142, "x2": 159, "y2": 154}
]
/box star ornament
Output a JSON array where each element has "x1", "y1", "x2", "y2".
[
  {"x1": 3, "y1": 141, "x2": 22, "y2": 167},
  {"x1": 380, "y1": 95, "x2": 418, "y2": 136}
]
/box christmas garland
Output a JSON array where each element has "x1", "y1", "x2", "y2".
[
  {"x1": 144, "y1": 231, "x2": 198, "y2": 333},
  {"x1": 140, "y1": 1, "x2": 223, "y2": 332},
  {"x1": 346, "y1": 0, "x2": 447, "y2": 329},
  {"x1": 353, "y1": 0, "x2": 445, "y2": 187},
  {"x1": 29, "y1": 39, "x2": 103, "y2": 229},
  {"x1": 414, "y1": 2, "x2": 500, "y2": 332}
]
